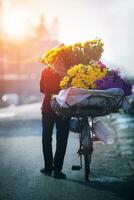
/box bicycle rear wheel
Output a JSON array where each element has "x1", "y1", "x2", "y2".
[
  {"x1": 81, "y1": 117, "x2": 93, "y2": 181},
  {"x1": 84, "y1": 151, "x2": 92, "y2": 181}
]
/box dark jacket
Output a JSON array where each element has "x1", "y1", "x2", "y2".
[{"x1": 40, "y1": 67, "x2": 61, "y2": 113}]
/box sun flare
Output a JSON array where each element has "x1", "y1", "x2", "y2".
[{"x1": 3, "y1": 10, "x2": 29, "y2": 41}]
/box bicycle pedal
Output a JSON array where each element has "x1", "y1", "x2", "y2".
[{"x1": 72, "y1": 165, "x2": 81, "y2": 170}]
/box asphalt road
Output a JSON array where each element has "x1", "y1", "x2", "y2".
[{"x1": 0, "y1": 103, "x2": 133, "y2": 200}]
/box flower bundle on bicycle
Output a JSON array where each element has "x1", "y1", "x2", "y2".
[{"x1": 40, "y1": 38, "x2": 132, "y2": 118}]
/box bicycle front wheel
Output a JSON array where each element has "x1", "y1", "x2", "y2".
[{"x1": 84, "y1": 151, "x2": 92, "y2": 181}]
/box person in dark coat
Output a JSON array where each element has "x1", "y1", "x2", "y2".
[{"x1": 40, "y1": 58, "x2": 70, "y2": 179}]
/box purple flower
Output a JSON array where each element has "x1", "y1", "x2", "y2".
[{"x1": 95, "y1": 70, "x2": 132, "y2": 96}]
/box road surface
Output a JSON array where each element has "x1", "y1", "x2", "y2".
[{"x1": 0, "y1": 103, "x2": 133, "y2": 200}]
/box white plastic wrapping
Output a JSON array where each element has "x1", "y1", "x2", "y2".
[
  {"x1": 55, "y1": 87, "x2": 124, "y2": 108},
  {"x1": 93, "y1": 121, "x2": 113, "y2": 144}
]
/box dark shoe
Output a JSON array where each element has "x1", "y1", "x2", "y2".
[
  {"x1": 53, "y1": 171, "x2": 66, "y2": 179},
  {"x1": 40, "y1": 168, "x2": 52, "y2": 176}
]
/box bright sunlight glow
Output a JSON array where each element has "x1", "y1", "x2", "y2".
[{"x1": 3, "y1": 10, "x2": 30, "y2": 41}]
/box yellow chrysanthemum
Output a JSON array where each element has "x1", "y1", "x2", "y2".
[
  {"x1": 60, "y1": 61, "x2": 108, "y2": 89},
  {"x1": 67, "y1": 66, "x2": 78, "y2": 77},
  {"x1": 40, "y1": 38, "x2": 104, "y2": 69}
]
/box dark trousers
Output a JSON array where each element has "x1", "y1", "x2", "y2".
[{"x1": 42, "y1": 112, "x2": 70, "y2": 172}]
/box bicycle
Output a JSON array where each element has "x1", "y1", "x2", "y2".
[{"x1": 51, "y1": 89, "x2": 125, "y2": 181}]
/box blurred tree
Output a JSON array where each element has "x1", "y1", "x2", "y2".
[
  {"x1": 50, "y1": 17, "x2": 59, "y2": 40},
  {"x1": 35, "y1": 15, "x2": 49, "y2": 39}
]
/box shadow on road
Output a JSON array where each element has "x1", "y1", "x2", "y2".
[{"x1": 63, "y1": 177, "x2": 134, "y2": 200}]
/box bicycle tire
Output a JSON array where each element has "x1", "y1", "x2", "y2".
[{"x1": 84, "y1": 151, "x2": 92, "y2": 181}]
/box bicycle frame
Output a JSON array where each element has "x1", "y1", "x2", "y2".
[{"x1": 72, "y1": 116, "x2": 94, "y2": 181}]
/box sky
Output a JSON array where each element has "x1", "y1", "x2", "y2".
[{"x1": 3, "y1": 0, "x2": 134, "y2": 76}]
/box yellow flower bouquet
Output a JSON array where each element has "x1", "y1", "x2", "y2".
[
  {"x1": 60, "y1": 61, "x2": 108, "y2": 89},
  {"x1": 40, "y1": 38, "x2": 104, "y2": 69}
]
